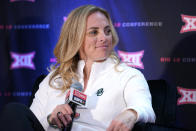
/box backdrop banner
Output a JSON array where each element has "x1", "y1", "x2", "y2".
[{"x1": 0, "y1": 0, "x2": 196, "y2": 130}]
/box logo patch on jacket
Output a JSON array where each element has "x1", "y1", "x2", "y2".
[{"x1": 96, "y1": 88, "x2": 104, "y2": 96}]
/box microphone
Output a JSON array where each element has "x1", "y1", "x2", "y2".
[{"x1": 64, "y1": 81, "x2": 86, "y2": 131}]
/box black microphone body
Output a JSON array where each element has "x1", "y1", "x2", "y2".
[
  {"x1": 65, "y1": 102, "x2": 77, "y2": 131},
  {"x1": 63, "y1": 82, "x2": 83, "y2": 131}
]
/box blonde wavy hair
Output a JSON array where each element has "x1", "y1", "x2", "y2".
[{"x1": 49, "y1": 5, "x2": 119, "y2": 92}]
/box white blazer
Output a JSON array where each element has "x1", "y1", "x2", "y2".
[{"x1": 30, "y1": 58, "x2": 155, "y2": 131}]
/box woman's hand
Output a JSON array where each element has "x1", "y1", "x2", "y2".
[
  {"x1": 106, "y1": 109, "x2": 137, "y2": 131},
  {"x1": 48, "y1": 104, "x2": 73, "y2": 129}
]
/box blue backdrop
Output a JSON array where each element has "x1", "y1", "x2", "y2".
[{"x1": 0, "y1": 0, "x2": 196, "y2": 130}]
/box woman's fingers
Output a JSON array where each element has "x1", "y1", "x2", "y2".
[
  {"x1": 50, "y1": 104, "x2": 73, "y2": 128},
  {"x1": 61, "y1": 105, "x2": 73, "y2": 124},
  {"x1": 106, "y1": 120, "x2": 129, "y2": 131},
  {"x1": 106, "y1": 121, "x2": 115, "y2": 131},
  {"x1": 53, "y1": 115, "x2": 63, "y2": 129},
  {"x1": 64, "y1": 114, "x2": 72, "y2": 123},
  {"x1": 106, "y1": 109, "x2": 137, "y2": 131},
  {"x1": 57, "y1": 112, "x2": 68, "y2": 127},
  {"x1": 62, "y1": 104, "x2": 73, "y2": 115}
]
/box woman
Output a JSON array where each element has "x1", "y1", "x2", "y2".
[
  {"x1": 30, "y1": 5, "x2": 155, "y2": 131},
  {"x1": 29, "y1": 5, "x2": 155, "y2": 131}
]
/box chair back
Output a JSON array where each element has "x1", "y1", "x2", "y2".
[{"x1": 148, "y1": 80, "x2": 176, "y2": 126}]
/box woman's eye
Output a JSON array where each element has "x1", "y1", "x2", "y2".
[
  {"x1": 88, "y1": 30, "x2": 98, "y2": 36},
  {"x1": 105, "y1": 29, "x2": 111, "y2": 35}
]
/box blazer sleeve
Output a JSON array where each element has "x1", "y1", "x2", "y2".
[
  {"x1": 123, "y1": 69, "x2": 156, "y2": 123},
  {"x1": 30, "y1": 72, "x2": 52, "y2": 130}
]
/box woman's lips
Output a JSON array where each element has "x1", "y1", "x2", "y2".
[{"x1": 96, "y1": 45, "x2": 108, "y2": 48}]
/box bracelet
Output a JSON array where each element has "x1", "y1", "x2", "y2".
[{"x1": 47, "y1": 114, "x2": 58, "y2": 128}]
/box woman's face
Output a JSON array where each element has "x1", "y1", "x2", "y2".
[{"x1": 79, "y1": 11, "x2": 113, "y2": 61}]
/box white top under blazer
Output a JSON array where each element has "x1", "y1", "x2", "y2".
[{"x1": 30, "y1": 58, "x2": 155, "y2": 131}]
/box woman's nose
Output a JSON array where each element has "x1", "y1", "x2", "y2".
[{"x1": 99, "y1": 32, "x2": 106, "y2": 42}]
